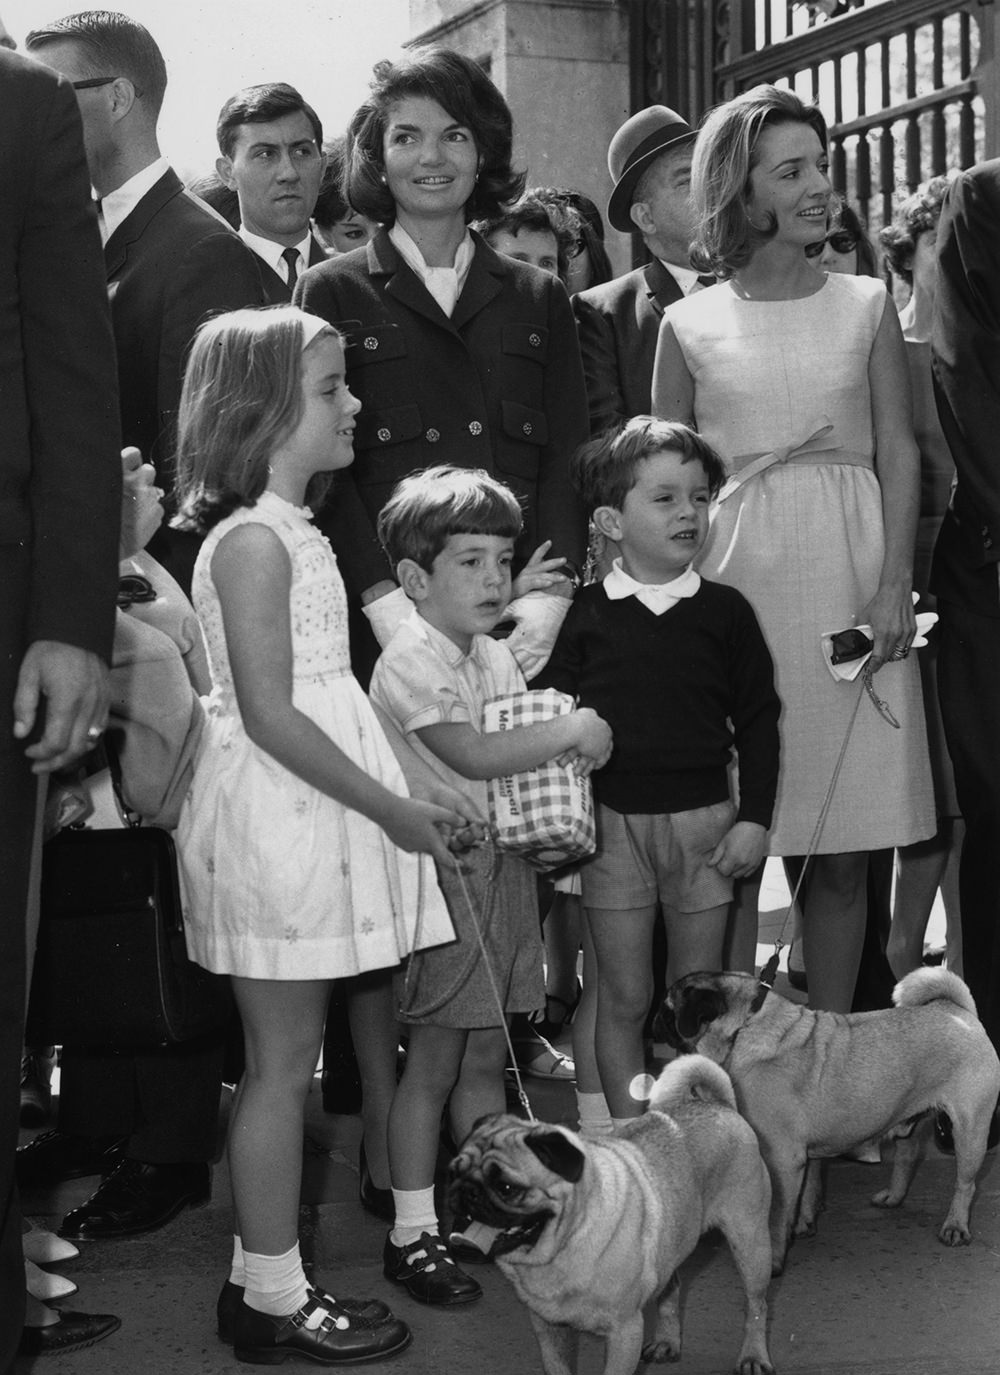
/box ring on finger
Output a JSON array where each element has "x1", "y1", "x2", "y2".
[{"x1": 889, "y1": 644, "x2": 910, "y2": 661}]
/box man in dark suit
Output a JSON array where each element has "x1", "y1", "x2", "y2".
[
  {"x1": 215, "y1": 82, "x2": 329, "y2": 303},
  {"x1": 20, "y1": 9, "x2": 261, "y2": 1244},
  {"x1": 572, "y1": 105, "x2": 700, "y2": 435},
  {"x1": 26, "y1": 9, "x2": 264, "y2": 592},
  {"x1": 932, "y1": 160, "x2": 1000, "y2": 1071},
  {"x1": 1, "y1": 45, "x2": 121, "y2": 1362}
]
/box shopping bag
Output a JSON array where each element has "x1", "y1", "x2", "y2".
[{"x1": 484, "y1": 689, "x2": 596, "y2": 872}]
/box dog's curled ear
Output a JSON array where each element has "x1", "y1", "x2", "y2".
[
  {"x1": 526, "y1": 1129, "x2": 586, "y2": 1182},
  {"x1": 676, "y1": 986, "x2": 726, "y2": 1042}
]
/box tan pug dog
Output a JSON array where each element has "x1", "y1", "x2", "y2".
[
  {"x1": 659, "y1": 967, "x2": 1000, "y2": 1274},
  {"x1": 448, "y1": 1055, "x2": 774, "y2": 1375}
]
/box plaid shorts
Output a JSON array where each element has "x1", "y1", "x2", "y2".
[{"x1": 581, "y1": 800, "x2": 736, "y2": 913}]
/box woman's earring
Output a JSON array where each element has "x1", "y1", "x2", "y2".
[{"x1": 379, "y1": 173, "x2": 388, "y2": 186}]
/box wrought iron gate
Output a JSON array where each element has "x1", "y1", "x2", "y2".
[{"x1": 630, "y1": 0, "x2": 997, "y2": 232}]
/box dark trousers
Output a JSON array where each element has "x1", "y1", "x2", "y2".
[
  {"x1": 1, "y1": 551, "x2": 33, "y2": 1370},
  {"x1": 937, "y1": 595, "x2": 1000, "y2": 1055},
  {"x1": 57, "y1": 1036, "x2": 226, "y2": 1162}
]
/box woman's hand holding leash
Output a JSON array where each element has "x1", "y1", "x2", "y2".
[{"x1": 863, "y1": 579, "x2": 916, "y2": 671}]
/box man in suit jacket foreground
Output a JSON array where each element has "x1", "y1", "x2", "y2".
[
  {"x1": 26, "y1": 9, "x2": 264, "y2": 592},
  {"x1": 932, "y1": 161, "x2": 1000, "y2": 1086},
  {"x1": 21, "y1": 8, "x2": 262, "y2": 1246},
  {"x1": 572, "y1": 105, "x2": 700, "y2": 435},
  {"x1": 0, "y1": 46, "x2": 122, "y2": 1363},
  {"x1": 215, "y1": 82, "x2": 329, "y2": 303}
]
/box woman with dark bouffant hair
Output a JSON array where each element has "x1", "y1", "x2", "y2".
[
  {"x1": 295, "y1": 46, "x2": 589, "y2": 1292},
  {"x1": 297, "y1": 49, "x2": 588, "y2": 651}
]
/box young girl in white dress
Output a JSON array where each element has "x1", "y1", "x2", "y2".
[{"x1": 172, "y1": 305, "x2": 481, "y2": 1366}]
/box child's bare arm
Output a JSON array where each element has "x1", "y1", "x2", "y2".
[
  {"x1": 707, "y1": 820, "x2": 767, "y2": 879},
  {"x1": 370, "y1": 699, "x2": 486, "y2": 837},
  {"x1": 416, "y1": 707, "x2": 611, "y2": 782},
  {"x1": 214, "y1": 525, "x2": 463, "y2": 866}
]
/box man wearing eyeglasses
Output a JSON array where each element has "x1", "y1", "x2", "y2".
[
  {"x1": 20, "y1": 8, "x2": 260, "y2": 1251},
  {"x1": 25, "y1": 10, "x2": 264, "y2": 595},
  {"x1": 215, "y1": 83, "x2": 330, "y2": 304}
]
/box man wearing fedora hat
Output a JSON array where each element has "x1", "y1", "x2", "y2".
[{"x1": 574, "y1": 104, "x2": 704, "y2": 435}]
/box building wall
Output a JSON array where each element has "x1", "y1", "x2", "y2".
[{"x1": 409, "y1": 0, "x2": 634, "y2": 275}]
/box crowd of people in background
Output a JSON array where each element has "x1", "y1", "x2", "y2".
[{"x1": 4, "y1": 6, "x2": 1000, "y2": 1368}]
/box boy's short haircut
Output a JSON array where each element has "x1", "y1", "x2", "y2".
[
  {"x1": 378, "y1": 465, "x2": 523, "y2": 571},
  {"x1": 571, "y1": 416, "x2": 727, "y2": 513}
]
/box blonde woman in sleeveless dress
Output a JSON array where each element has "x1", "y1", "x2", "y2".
[{"x1": 652, "y1": 85, "x2": 934, "y2": 1012}]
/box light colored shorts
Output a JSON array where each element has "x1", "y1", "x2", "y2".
[{"x1": 581, "y1": 800, "x2": 736, "y2": 913}]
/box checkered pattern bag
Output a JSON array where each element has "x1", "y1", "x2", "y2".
[{"x1": 483, "y1": 689, "x2": 596, "y2": 872}]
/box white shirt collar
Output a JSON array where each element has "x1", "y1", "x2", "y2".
[
  {"x1": 99, "y1": 156, "x2": 171, "y2": 243},
  {"x1": 239, "y1": 225, "x2": 313, "y2": 282},
  {"x1": 604, "y1": 558, "x2": 701, "y2": 615},
  {"x1": 389, "y1": 221, "x2": 475, "y2": 317},
  {"x1": 659, "y1": 259, "x2": 704, "y2": 297}
]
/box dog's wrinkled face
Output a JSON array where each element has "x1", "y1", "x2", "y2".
[
  {"x1": 659, "y1": 972, "x2": 764, "y2": 1059},
  {"x1": 447, "y1": 1113, "x2": 584, "y2": 1249}
]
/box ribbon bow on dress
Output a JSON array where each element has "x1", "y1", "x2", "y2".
[{"x1": 717, "y1": 417, "x2": 837, "y2": 503}]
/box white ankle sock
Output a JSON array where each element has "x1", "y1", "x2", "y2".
[
  {"x1": 229, "y1": 1234, "x2": 246, "y2": 1287},
  {"x1": 576, "y1": 1090, "x2": 613, "y2": 1138},
  {"x1": 390, "y1": 1186, "x2": 438, "y2": 1249},
  {"x1": 612, "y1": 1115, "x2": 640, "y2": 1132},
  {"x1": 242, "y1": 1242, "x2": 309, "y2": 1317}
]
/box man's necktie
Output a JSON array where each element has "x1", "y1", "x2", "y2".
[
  {"x1": 695, "y1": 274, "x2": 716, "y2": 290},
  {"x1": 282, "y1": 247, "x2": 300, "y2": 293}
]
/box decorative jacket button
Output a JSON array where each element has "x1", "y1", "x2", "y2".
[
  {"x1": 522, "y1": 422, "x2": 533, "y2": 436},
  {"x1": 364, "y1": 336, "x2": 378, "y2": 350},
  {"x1": 468, "y1": 420, "x2": 483, "y2": 436},
  {"x1": 529, "y1": 332, "x2": 541, "y2": 347},
  {"x1": 425, "y1": 428, "x2": 440, "y2": 442},
  {"x1": 377, "y1": 427, "x2": 392, "y2": 442}
]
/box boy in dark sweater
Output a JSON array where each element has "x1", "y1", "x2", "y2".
[{"x1": 540, "y1": 416, "x2": 780, "y2": 1124}]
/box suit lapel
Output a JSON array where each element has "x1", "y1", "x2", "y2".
[
  {"x1": 371, "y1": 228, "x2": 502, "y2": 334},
  {"x1": 104, "y1": 168, "x2": 183, "y2": 278},
  {"x1": 643, "y1": 258, "x2": 684, "y2": 318}
]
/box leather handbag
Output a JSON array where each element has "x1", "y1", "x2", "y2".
[{"x1": 26, "y1": 748, "x2": 231, "y2": 1049}]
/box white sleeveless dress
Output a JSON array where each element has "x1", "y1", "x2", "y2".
[
  {"x1": 662, "y1": 273, "x2": 934, "y2": 854},
  {"x1": 177, "y1": 491, "x2": 454, "y2": 978}
]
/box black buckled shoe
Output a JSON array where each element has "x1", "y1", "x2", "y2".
[
  {"x1": 216, "y1": 1280, "x2": 392, "y2": 1344},
  {"x1": 59, "y1": 1158, "x2": 210, "y2": 1240},
  {"x1": 233, "y1": 1293, "x2": 410, "y2": 1365},
  {"x1": 19, "y1": 1309, "x2": 121, "y2": 1356},
  {"x1": 16, "y1": 1130, "x2": 125, "y2": 1189},
  {"x1": 382, "y1": 1230, "x2": 482, "y2": 1305}
]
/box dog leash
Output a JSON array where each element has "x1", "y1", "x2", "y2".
[
  {"x1": 757, "y1": 662, "x2": 897, "y2": 994},
  {"x1": 402, "y1": 835, "x2": 537, "y2": 1124}
]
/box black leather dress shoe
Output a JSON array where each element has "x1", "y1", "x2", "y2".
[
  {"x1": 59, "y1": 1157, "x2": 210, "y2": 1239},
  {"x1": 383, "y1": 1230, "x2": 482, "y2": 1305},
  {"x1": 19, "y1": 1309, "x2": 121, "y2": 1355},
  {"x1": 359, "y1": 1142, "x2": 394, "y2": 1222},
  {"x1": 233, "y1": 1294, "x2": 410, "y2": 1365},
  {"x1": 216, "y1": 1279, "x2": 392, "y2": 1344},
  {"x1": 16, "y1": 1130, "x2": 124, "y2": 1189}
]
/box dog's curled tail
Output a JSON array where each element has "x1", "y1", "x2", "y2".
[
  {"x1": 893, "y1": 966, "x2": 977, "y2": 1016},
  {"x1": 647, "y1": 1054, "x2": 737, "y2": 1114}
]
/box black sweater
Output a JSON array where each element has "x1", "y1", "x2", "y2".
[{"x1": 539, "y1": 580, "x2": 780, "y2": 824}]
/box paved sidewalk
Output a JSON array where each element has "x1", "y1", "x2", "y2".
[{"x1": 16, "y1": 866, "x2": 998, "y2": 1374}]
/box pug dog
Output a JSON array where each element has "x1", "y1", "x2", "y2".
[
  {"x1": 448, "y1": 1055, "x2": 774, "y2": 1375},
  {"x1": 659, "y1": 967, "x2": 1000, "y2": 1273}
]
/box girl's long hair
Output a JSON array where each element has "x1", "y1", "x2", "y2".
[{"x1": 173, "y1": 306, "x2": 337, "y2": 534}]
